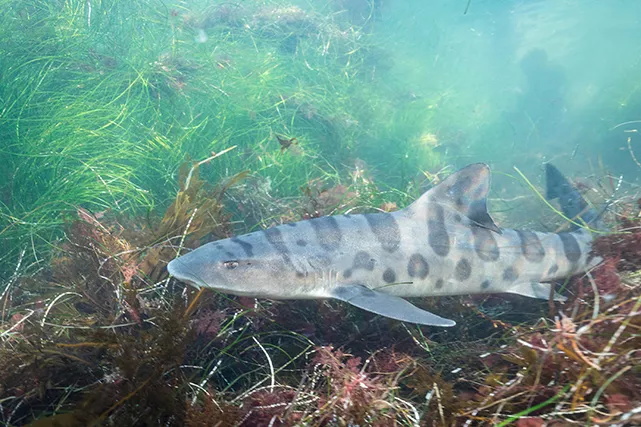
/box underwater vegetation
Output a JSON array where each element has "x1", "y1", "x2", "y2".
[
  {"x1": 1, "y1": 151, "x2": 641, "y2": 426},
  {"x1": 2, "y1": 0, "x2": 641, "y2": 426},
  {"x1": 0, "y1": 0, "x2": 442, "y2": 280}
]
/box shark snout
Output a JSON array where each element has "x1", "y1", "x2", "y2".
[{"x1": 167, "y1": 256, "x2": 211, "y2": 288}]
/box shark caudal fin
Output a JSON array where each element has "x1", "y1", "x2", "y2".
[{"x1": 545, "y1": 163, "x2": 600, "y2": 230}]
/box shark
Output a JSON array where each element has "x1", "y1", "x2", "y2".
[{"x1": 167, "y1": 163, "x2": 600, "y2": 327}]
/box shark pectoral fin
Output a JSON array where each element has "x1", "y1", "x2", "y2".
[
  {"x1": 505, "y1": 282, "x2": 567, "y2": 302},
  {"x1": 330, "y1": 284, "x2": 456, "y2": 327}
]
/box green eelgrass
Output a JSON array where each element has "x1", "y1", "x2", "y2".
[{"x1": 0, "y1": 0, "x2": 443, "y2": 281}]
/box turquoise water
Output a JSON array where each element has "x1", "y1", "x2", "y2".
[
  {"x1": 2, "y1": 1, "x2": 639, "y2": 271},
  {"x1": 1, "y1": 1, "x2": 640, "y2": 424}
]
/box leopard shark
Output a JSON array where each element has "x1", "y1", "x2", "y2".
[{"x1": 167, "y1": 163, "x2": 600, "y2": 327}]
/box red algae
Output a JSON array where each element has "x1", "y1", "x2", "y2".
[{"x1": 2, "y1": 166, "x2": 641, "y2": 426}]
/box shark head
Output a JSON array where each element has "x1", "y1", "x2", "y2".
[{"x1": 167, "y1": 232, "x2": 309, "y2": 298}]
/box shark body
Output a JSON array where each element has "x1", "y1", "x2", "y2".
[{"x1": 167, "y1": 163, "x2": 600, "y2": 327}]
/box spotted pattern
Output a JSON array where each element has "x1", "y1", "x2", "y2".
[
  {"x1": 310, "y1": 216, "x2": 342, "y2": 252},
  {"x1": 451, "y1": 175, "x2": 474, "y2": 210},
  {"x1": 343, "y1": 251, "x2": 376, "y2": 279},
  {"x1": 407, "y1": 253, "x2": 429, "y2": 279},
  {"x1": 263, "y1": 227, "x2": 300, "y2": 275},
  {"x1": 231, "y1": 237, "x2": 254, "y2": 257},
  {"x1": 503, "y1": 266, "x2": 518, "y2": 282},
  {"x1": 456, "y1": 174, "x2": 474, "y2": 191},
  {"x1": 435, "y1": 278, "x2": 444, "y2": 289},
  {"x1": 472, "y1": 226, "x2": 500, "y2": 261},
  {"x1": 364, "y1": 213, "x2": 401, "y2": 253},
  {"x1": 383, "y1": 268, "x2": 396, "y2": 284},
  {"x1": 224, "y1": 251, "x2": 235, "y2": 259},
  {"x1": 559, "y1": 232, "x2": 581, "y2": 263},
  {"x1": 286, "y1": 223, "x2": 297, "y2": 227},
  {"x1": 481, "y1": 280, "x2": 491, "y2": 289},
  {"x1": 296, "y1": 239, "x2": 308, "y2": 247},
  {"x1": 455, "y1": 258, "x2": 472, "y2": 281},
  {"x1": 548, "y1": 264, "x2": 559, "y2": 275},
  {"x1": 516, "y1": 230, "x2": 545, "y2": 262},
  {"x1": 428, "y1": 204, "x2": 450, "y2": 257}
]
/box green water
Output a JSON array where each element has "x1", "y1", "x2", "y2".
[
  {"x1": 1, "y1": 1, "x2": 640, "y2": 275},
  {"x1": 1, "y1": 1, "x2": 641, "y2": 425}
]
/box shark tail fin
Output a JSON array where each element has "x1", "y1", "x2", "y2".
[{"x1": 545, "y1": 163, "x2": 600, "y2": 230}]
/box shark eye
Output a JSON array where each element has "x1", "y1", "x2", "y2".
[{"x1": 223, "y1": 260, "x2": 239, "y2": 269}]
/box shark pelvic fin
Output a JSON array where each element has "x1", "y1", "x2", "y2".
[
  {"x1": 505, "y1": 281, "x2": 567, "y2": 302},
  {"x1": 409, "y1": 163, "x2": 501, "y2": 233},
  {"x1": 330, "y1": 284, "x2": 456, "y2": 327}
]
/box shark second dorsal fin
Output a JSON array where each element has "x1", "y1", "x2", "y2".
[
  {"x1": 409, "y1": 163, "x2": 500, "y2": 233},
  {"x1": 330, "y1": 284, "x2": 456, "y2": 327}
]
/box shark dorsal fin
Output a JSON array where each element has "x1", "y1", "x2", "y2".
[{"x1": 409, "y1": 163, "x2": 500, "y2": 233}]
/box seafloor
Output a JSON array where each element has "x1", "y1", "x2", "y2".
[
  {"x1": 1, "y1": 159, "x2": 640, "y2": 426},
  {"x1": 1, "y1": 1, "x2": 640, "y2": 426}
]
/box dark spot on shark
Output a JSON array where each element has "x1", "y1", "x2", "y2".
[
  {"x1": 310, "y1": 216, "x2": 342, "y2": 252},
  {"x1": 516, "y1": 230, "x2": 545, "y2": 262},
  {"x1": 503, "y1": 266, "x2": 518, "y2": 282},
  {"x1": 264, "y1": 227, "x2": 288, "y2": 255},
  {"x1": 456, "y1": 175, "x2": 473, "y2": 193},
  {"x1": 407, "y1": 253, "x2": 429, "y2": 279},
  {"x1": 215, "y1": 244, "x2": 223, "y2": 250},
  {"x1": 559, "y1": 232, "x2": 581, "y2": 263},
  {"x1": 450, "y1": 175, "x2": 476, "y2": 209},
  {"x1": 472, "y1": 226, "x2": 500, "y2": 261},
  {"x1": 481, "y1": 280, "x2": 490, "y2": 289},
  {"x1": 383, "y1": 268, "x2": 396, "y2": 284},
  {"x1": 353, "y1": 251, "x2": 376, "y2": 270},
  {"x1": 296, "y1": 239, "x2": 308, "y2": 246},
  {"x1": 224, "y1": 251, "x2": 235, "y2": 259},
  {"x1": 453, "y1": 214, "x2": 462, "y2": 223},
  {"x1": 428, "y1": 204, "x2": 450, "y2": 257},
  {"x1": 548, "y1": 264, "x2": 559, "y2": 275},
  {"x1": 455, "y1": 195, "x2": 465, "y2": 209},
  {"x1": 296, "y1": 271, "x2": 306, "y2": 278},
  {"x1": 365, "y1": 213, "x2": 401, "y2": 253},
  {"x1": 264, "y1": 227, "x2": 305, "y2": 276},
  {"x1": 435, "y1": 278, "x2": 444, "y2": 289},
  {"x1": 286, "y1": 223, "x2": 297, "y2": 227},
  {"x1": 455, "y1": 258, "x2": 471, "y2": 281},
  {"x1": 231, "y1": 237, "x2": 254, "y2": 257},
  {"x1": 344, "y1": 251, "x2": 376, "y2": 279}
]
